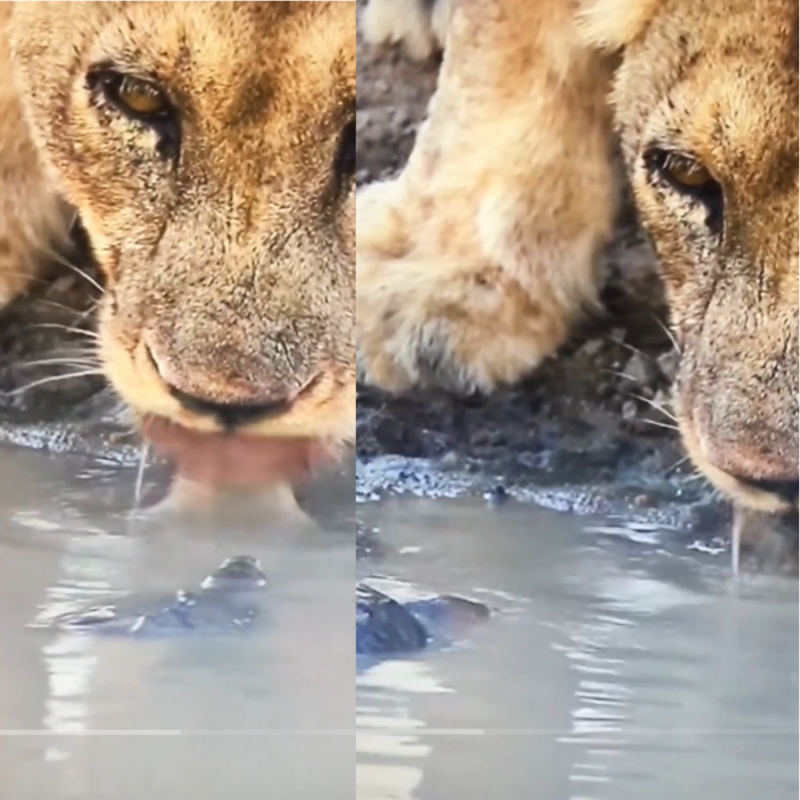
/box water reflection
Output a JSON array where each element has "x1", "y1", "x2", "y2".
[
  {"x1": 38, "y1": 539, "x2": 135, "y2": 739},
  {"x1": 0, "y1": 446, "x2": 354, "y2": 799},
  {"x1": 356, "y1": 657, "x2": 447, "y2": 800},
  {"x1": 42, "y1": 634, "x2": 95, "y2": 734},
  {"x1": 356, "y1": 498, "x2": 798, "y2": 800}
]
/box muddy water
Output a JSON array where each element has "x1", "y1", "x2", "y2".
[
  {"x1": 356, "y1": 498, "x2": 798, "y2": 800},
  {"x1": 0, "y1": 446, "x2": 354, "y2": 800}
]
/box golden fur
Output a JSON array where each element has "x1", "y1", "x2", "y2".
[
  {"x1": 358, "y1": 0, "x2": 799, "y2": 514},
  {"x1": 0, "y1": 2, "x2": 355, "y2": 508}
]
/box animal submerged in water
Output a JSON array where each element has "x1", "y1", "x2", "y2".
[
  {"x1": 55, "y1": 556, "x2": 268, "y2": 637},
  {"x1": 356, "y1": 581, "x2": 490, "y2": 656}
]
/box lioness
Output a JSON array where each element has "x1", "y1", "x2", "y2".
[
  {"x1": 0, "y1": 2, "x2": 355, "y2": 509},
  {"x1": 357, "y1": 0, "x2": 799, "y2": 522}
]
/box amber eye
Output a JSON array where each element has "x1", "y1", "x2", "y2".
[
  {"x1": 661, "y1": 153, "x2": 714, "y2": 189},
  {"x1": 645, "y1": 147, "x2": 724, "y2": 231},
  {"x1": 112, "y1": 76, "x2": 168, "y2": 116},
  {"x1": 115, "y1": 77, "x2": 167, "y2": 115},
  {"x1": 87, "y1": 69, "x2": 179, "y2": 158},
  {"x1": 90, "y1": 70, "x2": 171, "y2": 119}
]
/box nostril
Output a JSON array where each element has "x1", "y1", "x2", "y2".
[
  {"x1": 733, "y1": 476, "x2": 799, "y2": 505},
  {"x1": 167, "y1": 384, "x2": 293, "y2": 429}
]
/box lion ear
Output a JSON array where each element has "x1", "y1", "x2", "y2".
[{"x1": 577, "y1": 0, "x2": 662, "y2": 52}]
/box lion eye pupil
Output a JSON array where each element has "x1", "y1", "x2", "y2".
[
  {"x1": 116, "y1": 77, "x2": 166, "y2": 115},
  {"x1": 666, "y1": 157, "x2": 710, "y2": 187}
]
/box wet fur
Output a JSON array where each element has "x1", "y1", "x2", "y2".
[{"x1": 358, "y1": 0, "x2": 798, "y2": 514}]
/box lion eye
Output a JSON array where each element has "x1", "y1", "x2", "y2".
[
  {"x1": 87, "y1": 68, "x2": 180, "y2": 158},
  {"x1": 661, "y1": 153, "x2": 714, "y2": 189},
  {"x1": 334, "y1": 119, "x2": 356, "y2": 183},
  {"x1": 111, "y1": 76, "x2": 168, "y2": 116},
  {"x1": 644, "y1": 147, "x2": 724, "y2": 231},
  {"x1": 90, "y1": 71, "x2": 171, "y2": 119}
]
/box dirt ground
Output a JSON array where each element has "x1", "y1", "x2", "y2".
[{"x1": 353, "y1": 8, "x2": 712, "y2": 516}]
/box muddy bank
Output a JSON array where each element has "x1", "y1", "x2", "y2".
[
  {"x1": 354, "y1": 6, "x2": 728, "y2": 532},
  {"x1": 0, "y1": 225, "x2": 143, "y2": 463}
]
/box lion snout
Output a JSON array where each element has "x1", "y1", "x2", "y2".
[
  {"x1": 141, "y1": 331, "x2": 320, "y2": 427},
  {"x1": 701, "y1": 433, "x2": 799, "y2": 503},
  {"x1": 679, "y1": 381, "x2": 799, "y2": 511}
]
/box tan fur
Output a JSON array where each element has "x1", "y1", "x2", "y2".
[
  {"x1": 0, "y1": 2, "x2": 356, "y2": 503},
  {"x1": 358, "y1": 0, "x2": 799, "y2": 513},
  {"x1": 0, "y1": 3, "x2": 72, "y2": 308},
  {"x1": 358, "y1": 0, "x2": 616, "y2": 393},
  {"x1": 362, "y1": 0, "x2": 454, "y2": 60}
]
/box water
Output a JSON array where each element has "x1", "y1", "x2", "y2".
[
  {"x1": 356, "y1": 498, "x2": 799, "y2": 800},
  {"x1": 0, "y1": 445, "x2": 795, "y2": 800},
  {"x1": 0, "y1": 446, "x2": 354, "y2": 800}
]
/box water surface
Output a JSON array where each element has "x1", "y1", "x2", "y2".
[
  {"x1": 0, "y1": 445, "x2": 354, "y2": 800},
  {"x1": 357, "y1": 498, "x2": 798, "y2": 800}
]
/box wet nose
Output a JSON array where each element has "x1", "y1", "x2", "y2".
[
  {"x1": 734, "y1": 476, "x2": 799, "y2": 506},
  {"x1": 700, "y1": 432, "x2": 798, "y2": 488},
  {"x1": 167, "y1": 385, "x2": 292, "y2": 429},
  {"x1": 144, "y1": 340, "x2": 299, "y2": 429}
]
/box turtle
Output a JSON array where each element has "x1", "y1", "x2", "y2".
[{"x1": 55, "y1": 555, "x2": 268, "y2": 637}]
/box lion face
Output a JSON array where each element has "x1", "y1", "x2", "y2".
[
  {"x1": 611, "y1": 0, "x2": 798, "y2": 512},
  {"x1": 9, "y1": 2, "x2": 355, "y2": 474}
]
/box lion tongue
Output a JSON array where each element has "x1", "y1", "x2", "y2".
[{"x1": 140, "y1": 416, "x2": 332, "y2": 489}]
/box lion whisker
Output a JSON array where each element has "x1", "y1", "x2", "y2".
[{"x1": 6, "y1": 369, "x2": 103, "y2": 395}]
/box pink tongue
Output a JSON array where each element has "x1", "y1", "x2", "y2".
[{"x1": 141, "y1": 416, "x2": 333, "y2": 488}]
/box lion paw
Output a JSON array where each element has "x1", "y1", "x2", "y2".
[
  {"x1": 357, "y1": 271, "x2": 574, "y2": 396},
  {"x1": 361, "y1": 0, "x2": 453, "y2": 61},
  {"x1": 0, "y1": 185, "x2": 72, "y2": 311},
  {"x1": 356, "y1": 183, "x2": 599, "y2": 396}
]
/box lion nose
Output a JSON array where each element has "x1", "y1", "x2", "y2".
[
  {"x1": 143, "y1": 341, "x2": 298, "y2": 429},
  {"x1": 704, "y1": 437, "x2": 799, "y2": 502},
  {"x1": 733, "y1": 476, "x2": 799, "y2": 506},
  {"x1": 166, "y1": 385, "x2": 293, "y2": 429}
]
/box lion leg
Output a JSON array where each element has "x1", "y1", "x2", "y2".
[
  {"x1": 357, "y1": 0, "x2": 618, "y2": 395},
  {"x1": 361, "y1": 0, "x2": 454, "y2": 61},
  {"x1": 0, "y1": 8, "x2": 72, "y2": 309}
]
